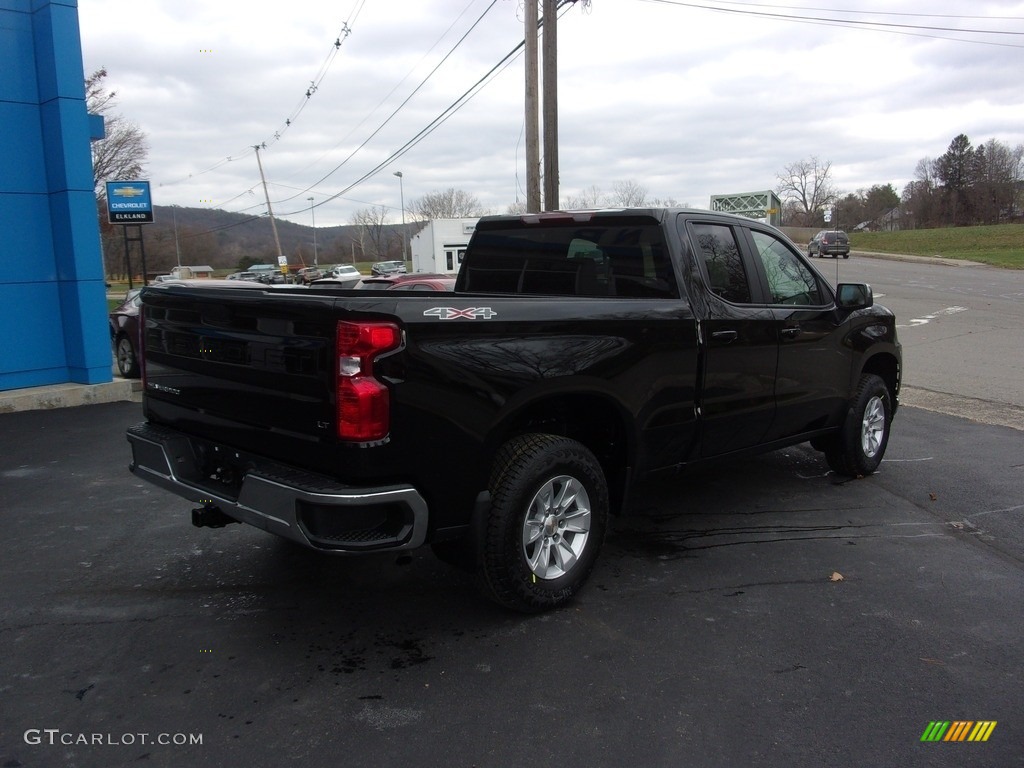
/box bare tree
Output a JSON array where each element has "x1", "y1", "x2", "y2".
[
  {"x1": 410, "y1": 188, "x2": 485, "y2": 220},
  {"x1": 974, "y1": 138, "x2": 1021, "y2": 224},
  {"x1": 609, "y1": 180, "x2": 648, "y2": 206},
  {"x1": 87, "y1": 68, "x2": 149, "y2": 197},
  {"x1": 906, "y1": 137, "x2": 1023, "y2": 228},
  {"x1": 775, "y1": 156, "x2": 836, "y2": 224},
  {"x1": 563, "y1": 184, "x2": 605, "y2": 209},
  {"x1": 901, "y1": 157, "x2": 939, "y2": 229},
  {"x1": 649, "y1": 196, "x2": 685, "y2": 208},
  {"x1": 350, "y1": 205, "x2": 391, "y2": 260}
]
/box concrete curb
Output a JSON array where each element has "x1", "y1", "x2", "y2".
[
  {"x1": 851, "y1": 250, "x2": 987, "y2": 267},
  {"x1": 0, "y1": 379, "x2": 142, "y2": 414}
]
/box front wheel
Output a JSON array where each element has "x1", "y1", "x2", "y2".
[
  {"x1": 823, "y1": 373, "x2": 892, "y2": 476},
  {"x1": 115, "y1": 335, "x2": 140, "y2": 378},
  {"x1": 478, "y1": 434, "x2": 608, "y2": 613}
]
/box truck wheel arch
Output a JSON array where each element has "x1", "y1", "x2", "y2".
[
  {"x1": 858, "y1": 351, "x2": 900, "y2": 408},
  {"x1": 485, "y1": 390, "x2": 634, "y2": 517}
]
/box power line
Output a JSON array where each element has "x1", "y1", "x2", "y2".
[
  {"x1": 214, "y1": 0, "x2": 503, "y2": 218},
  {"x1": 162, "y1": 0, "x2": 367, "y2": 193},
  {"x1": 701, "y1": 0, "x2": 1024, "y2": 23},
  {"x1": 280, "y1": 0, "x2": 487, "y2": 184},
  {"x1": 280, "y1": 0, "x2": 579, "y2": 217},
  {"x1": 307, "y1": 41, "x2": 526, "y2": 213},
  {"x1": 258, "y1": 0, "x2": 504, "y2": 212},
  {"x1": 640, "y1": 0, "x2": 1024, "y2": 46},
  {"x1": 201, "y1": 0, "x2": 574, "y2": 233},
  {"x1": 255, "y1": 0, "x2": 368, "y2": 151}
]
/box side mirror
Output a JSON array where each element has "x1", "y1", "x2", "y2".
[{"x1": 836, "y1": 283, "x2": 873, "y2": 310}]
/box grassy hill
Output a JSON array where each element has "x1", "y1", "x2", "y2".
[
  {"x1": 121, "y1": 206, "x2": 419, "y2": 275},
  {"x1": 851, "y1": 224, "x2": 1023, "y2": 269}
]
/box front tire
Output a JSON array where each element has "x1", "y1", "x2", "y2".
[
  {"x1": 823, "y1": 374, "x2": 892, "y2": 476},
  {"x1": 478, "y1": 434, "x2": 608, "y2": 613},
  {"x1": 115, "y1": 335, "x2": 140, "y2": 378}
]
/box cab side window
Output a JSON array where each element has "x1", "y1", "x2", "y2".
[
  {"x1": 750, "y1": 231, "x2": 823, "y2": 306},
  {"x1": 690, "y1": 223, "x2": 751, "y2": 304}
]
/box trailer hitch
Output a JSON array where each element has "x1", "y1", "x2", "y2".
[{"x1": 191, "y1": 505, "x2": 240, "y2": 529}]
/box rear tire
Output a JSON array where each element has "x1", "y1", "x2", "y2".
[
  {"x1": 478, "y1": 434, "x2": 608, "y2": 613},
  {"x1": 823, "y1": 374, "x2": 892, "y2": 477}
]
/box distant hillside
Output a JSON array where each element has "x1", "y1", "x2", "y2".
[{"x1": 99, "y1": 205, "x2": 417, "y2": 276}]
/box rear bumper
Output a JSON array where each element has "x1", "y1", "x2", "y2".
[{"x1": 127, "y1": 422, "x2": 428, "y2": 553}]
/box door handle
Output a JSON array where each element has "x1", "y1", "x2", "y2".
[
  {"x1": 711, "y1": 330, "x2": 738, "y2": 343},
  {"x1": 780, "y1": 327, "x2": 801, "y2": 339}
]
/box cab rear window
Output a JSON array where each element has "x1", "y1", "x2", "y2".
[{"x1": 460, "y1": 223, "x2": 677, "y2": 298}]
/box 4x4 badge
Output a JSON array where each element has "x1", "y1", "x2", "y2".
[{"x1": 424, "y1": 307, "x2": 498, "y2": 320}]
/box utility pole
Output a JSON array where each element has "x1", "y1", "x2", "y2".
[
  {"x1": 171, "y1": 204, "x2": 182, "y2": 267},
  {"x1": 542, "y1": 0, "x2": 559, "y2": 211},
  {"x1": 253, "y1": 144, "x2": 284, "y2": 270},
  {"x1": 394, "y1": 171, "x2": 408, "y2": 262},
  {"x1": 524, "y1": 0, "x2": 541, "y2": 213},
  {"x1": 307, "y1": 196, "x2": 318, "y2": 266}
]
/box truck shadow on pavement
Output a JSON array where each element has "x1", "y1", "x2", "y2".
[{"x1": 159, "y1": 441, "x2": 895, "y2": 650}]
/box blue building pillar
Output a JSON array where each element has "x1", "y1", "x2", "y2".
[{"x1": 0, "y1": 0, "x2": 111, "y2": 390}]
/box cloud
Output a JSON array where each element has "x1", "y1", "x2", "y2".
[{"x1": 79, "y1": 0, "x2": 1024, "y2": 227}]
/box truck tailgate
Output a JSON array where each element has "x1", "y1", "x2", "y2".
[{"x1": 141, "y1": 284, "x2": 344, "y2": 451}]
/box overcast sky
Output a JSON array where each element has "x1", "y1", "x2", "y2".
[{"x1": 78, "y1": 0, "x2": 1024, "y2": 227}]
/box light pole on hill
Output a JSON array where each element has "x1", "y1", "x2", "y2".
[
  {"x1": 307, "y1": 196, "x2": 318, "y2": 266},
  {"x1": 393, "y1": 171, "x2": 407, "y2": 263}
]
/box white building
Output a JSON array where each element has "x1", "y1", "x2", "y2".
[
  {"x1": 170, "y1": 265, "x2": 215, "y2": 279},
  {"x1": 410, "y1": 218, "x2": 479, "y2": 274}
]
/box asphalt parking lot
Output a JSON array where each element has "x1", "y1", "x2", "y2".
[{"x1": 1, "y1": 400, "x2": 1021, "y2": 768}]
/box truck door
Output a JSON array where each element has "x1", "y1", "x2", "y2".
[
  {"x1": 743, "y1": 228, "x2": 850, "y2": 440},
  {"x1": 684, "y1": 221, "x2": 778, "y2": 457}
]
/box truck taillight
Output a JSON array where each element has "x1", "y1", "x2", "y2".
[{"x1": 336, "y1": 321, "x2": 401, "y2": 441}]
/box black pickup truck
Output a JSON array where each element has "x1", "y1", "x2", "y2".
[{"x1": 127, "y1": 208, "x2": 901, "y2": 612}]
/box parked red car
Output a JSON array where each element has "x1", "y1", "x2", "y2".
[{"x1": 358, "y1": 273, "x2": 456, "y2": 291}]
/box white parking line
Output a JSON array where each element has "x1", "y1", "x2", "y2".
[{"x1": 897, "y1": 306, "x2": 968, "y2": 328}]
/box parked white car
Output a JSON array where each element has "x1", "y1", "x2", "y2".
[{"x1": 329, "y1": 265, "x2": 361, "y2": 279}]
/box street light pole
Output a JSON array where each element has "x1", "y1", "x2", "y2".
[
  {"x1": 172, "y1": 204, "x2": 182, "y2": 267},
  {"x1": 307, "y1": 196, "x2": 317, "y2": 266},
  {"x1": 393, "y1": 171, "x2": 407, "y2": 264}
]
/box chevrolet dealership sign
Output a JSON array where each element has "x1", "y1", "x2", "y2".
[{"x1": 106, "y1": 181, "x2": 154, "y2": 224}]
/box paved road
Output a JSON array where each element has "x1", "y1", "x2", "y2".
[
  {"x1": 1, "y1": 402, "x2": 1020, "y2": 768},
  {"x1": 824, "y1": 255, "x2": 1024, "y2": 429}
]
